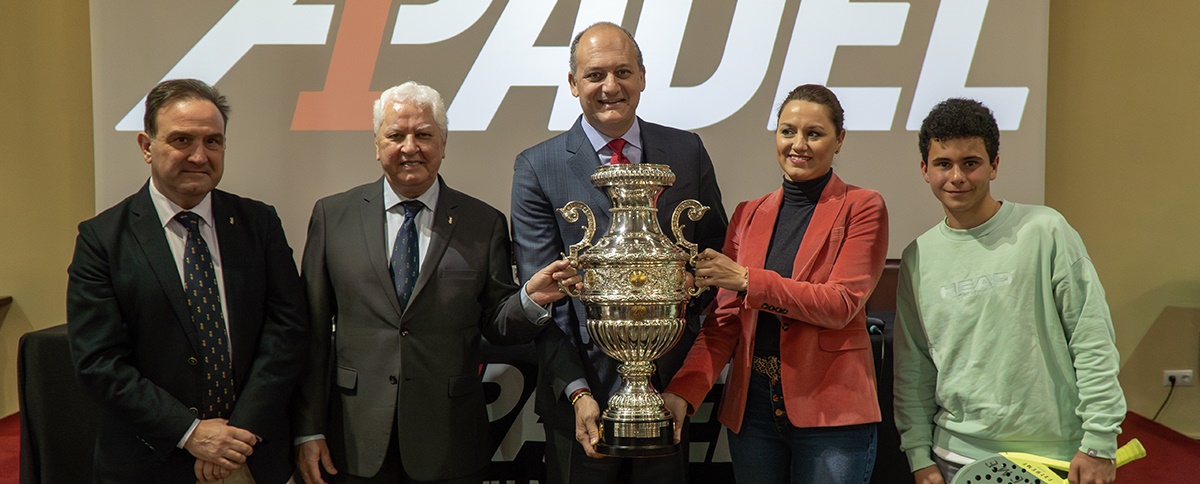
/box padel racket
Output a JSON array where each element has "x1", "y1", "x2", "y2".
[{"x1": 950, "y1": 438, "x2": 1145, "y2": 484}]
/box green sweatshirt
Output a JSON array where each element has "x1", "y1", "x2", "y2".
[{"x1": 893, "y1": 202, "x2": 1125, "y2": 472}]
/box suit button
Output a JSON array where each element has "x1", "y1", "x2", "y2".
[
  {"x1": 189, "y1": 407, "x2": 199, "y2": 416},
  {"x1": 389, "y1": 375, "x2": 398, "y2": 385},
  {"x1": 774, "y1": 409, "x2": 784, "y2": 417},
  {"x1": 187, "y1": 357, "x2": 198, "y2": 366},
  {"x1": 401, "y1": 330, "x2": 410, "y2": 337}
]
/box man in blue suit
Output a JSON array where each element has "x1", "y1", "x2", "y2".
[{"x1": 511, "y1": 21, "x2": 728, "y2": 484}]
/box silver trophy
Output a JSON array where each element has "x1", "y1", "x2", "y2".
[{"x1": 558, "y1": 163, "x2": 709, "y2": 457}]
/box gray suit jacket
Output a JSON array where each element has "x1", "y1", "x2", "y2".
[
  {"x1": 293, "y1": 177, "x2": 543, "y2": 480},
  {"x1": 511, "y1": 117, "x2": 728, "y2": 430}
]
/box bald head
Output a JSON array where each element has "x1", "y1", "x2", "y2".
[
  {"x1": 569, "y1": 22, "x2": 643, "y2": 76},
  {"x1": 567, "y1": 22, "x2": 647, "y2": 138}
]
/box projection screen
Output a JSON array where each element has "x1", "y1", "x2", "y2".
[{"x1": 90, "y1": 0, "x2": 1048, "y2": 260}]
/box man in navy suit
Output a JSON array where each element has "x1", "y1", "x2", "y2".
[
  {"x1": 67, "y1": 79, "x2": 308, "y2": 483},
  {"x1": 511, "y1": 22, "x2": 729, "y2": 484}
]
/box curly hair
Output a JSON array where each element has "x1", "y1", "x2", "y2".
[{"x1": 918, "y1": 98, "x2": 999, "y2": 162}]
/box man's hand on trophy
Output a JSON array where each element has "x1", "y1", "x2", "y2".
[
  {"x1": 694, "y1": 248, "x2": 749, "y2": 292},
  {"x1": 662, "y1": 392, "x2": 689, "y2": 444},
  {"x1": 573, "y1": 393, "x2": 605, "y2": 458},
  {"x1": 528, "y1": 259, "x2": 583, "y2": 306}
]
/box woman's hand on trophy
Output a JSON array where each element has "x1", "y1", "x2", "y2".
[
  {"x1": 573, "y1": 393, "x2": 605, "y2": 458},
  {"x1": 693, "y1": 248, "x2": 749, "y2": 292},
  {"x1": 527, "y1": 259, "x2": 583, "y2": 306},
  {"x1": 662, "y1": 392, "x2": 689, "y2": 444}
]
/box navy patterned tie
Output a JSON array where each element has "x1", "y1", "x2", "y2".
[
  {"x1": 175, "y1": 211, "x2": 235, "y2": 419},
  {"x1": 390, "y1": 200, "x2": 424, "y2": 310}
]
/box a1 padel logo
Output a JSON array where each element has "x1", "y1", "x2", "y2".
[{"x1": 115, "y1": 0, "x2": 1028, "y2": 133}]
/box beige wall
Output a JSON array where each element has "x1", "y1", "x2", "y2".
[
  {"x1": 2, "y1": 1, "x2": 1197, "y2": 438},
  {"x1": 1047, "y1": 2, "x2": 1200, "y2": 436},
  {"x1": 0, "y1": 1, "x2": 95, "y2": 417}
]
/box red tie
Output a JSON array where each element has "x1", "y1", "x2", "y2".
[{"x1": 607, "y1": 138, "x2": 630, "y2": 165}]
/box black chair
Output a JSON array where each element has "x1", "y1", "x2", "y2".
[{"x1": 18, "y1": 324, "x2": 98, "y2": 484}]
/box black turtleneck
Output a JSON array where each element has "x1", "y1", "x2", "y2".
[{"x1": 754, "y1": 169, "x2": 832, "y2": 357}]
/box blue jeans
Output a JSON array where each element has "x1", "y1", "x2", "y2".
[{"x1": 727, "y1": 371, "x2": 877, "y2": 484}]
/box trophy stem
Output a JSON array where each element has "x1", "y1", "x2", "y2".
[{"x1": 597, "y1": 361, "x2": 680, "y2": 457}]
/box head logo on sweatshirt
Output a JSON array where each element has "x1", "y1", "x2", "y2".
[{"x1": 940, "y1": 272, "x2": 1012, "y2": 299}]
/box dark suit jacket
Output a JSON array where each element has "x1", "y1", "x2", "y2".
[
  {"x1": 511, "y1": 117, "x2": 729, "y2": 431},
  {"x1": 66, "y1": 182, "x2": 308, "y2": 483},
  {"x1": 293, "y1": 177, "x2": 544, "y2": 480}
]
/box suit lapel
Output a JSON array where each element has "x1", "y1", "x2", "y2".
[
  {"x1": 129, "y1": 185, "x2": 200, "y2": 350},
  {"x1": 792, "y1": 173, "x2": 847, "y2": 279},
  {"x1": 211, "y1": 191, "x2": 255, "y2": 365},
  {"x1": 566, "y1": 119, "x2": 613, "y2": 229},
  {"x1": 639, "y1": 120, "x2": 671, "y2": 168},
  {"x1": 407, "y1": 178, "x2": 456, "y2": 316},
  {"x1": 360, "y1": 180, "x2": 406, "y2": 324},
  {"x1": 635, "y1": 120, "x2": 683, "y2": 213},
  {"x1": 743, "y1": 189, "x2": 781, "y2": 274}
]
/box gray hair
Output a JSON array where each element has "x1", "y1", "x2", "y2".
[{"x1": 372, "y1": 81, "x2": 448, "y2": 137}]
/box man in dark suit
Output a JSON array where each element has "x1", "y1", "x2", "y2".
[
  {"x1": 511, "y1": 22, "x2": 729, "y2": 484},
  {"x1": 292, "y1": 81, "x2": 580, "y2": 484},
  {"x1": 67, "y1": 79, "x2": 308, "y2": 483}
]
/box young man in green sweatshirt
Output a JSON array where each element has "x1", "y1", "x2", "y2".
[{"x1": 893, "y1": 98, "x2": 1126, "y2": 484}]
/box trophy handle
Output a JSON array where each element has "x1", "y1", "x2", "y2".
[
  {"x1": 670, "y1": 200, "x2": 710, "y2": 297},
  {"x1": 556, "y1": 201, "x2": 595, "y2": 298}
]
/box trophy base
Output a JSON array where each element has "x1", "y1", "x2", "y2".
[{"x1": 597, "y1": 418, "x2": 680, "y2": 458}]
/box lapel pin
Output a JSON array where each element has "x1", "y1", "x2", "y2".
[
  {"x1": 229, "y1": 217, "x2": 235, "y2": 225},
  {"x1": 448, "y1": 216, "x2": 454, "y2": 225}
]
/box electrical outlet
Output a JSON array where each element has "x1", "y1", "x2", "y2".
[{"x1": 1163, "y1": 370, "x2": 1194, "y2": 387}]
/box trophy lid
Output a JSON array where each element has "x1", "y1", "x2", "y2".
[{"x1": 590, "y1": 163, "x2": 675, "y2": 188}]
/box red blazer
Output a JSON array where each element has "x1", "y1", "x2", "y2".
[{"x1": 666, "y1": 173, "x2": 888, "y2": 432}]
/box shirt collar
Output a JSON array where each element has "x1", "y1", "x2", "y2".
[
  {"x1": 148, "y1": 178, "x2": 214, "y2": 229},
  {"x1": 939, "y1": 199, "x2": 1013, "y2": 239},
  {"x1": 580, "y1": 117, "x2": 642, "y2": 154},
  {"x1": 383, "y1": 177, "x2": 440, "y2": 214}
]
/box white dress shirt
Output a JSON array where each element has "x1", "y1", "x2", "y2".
[
  {"x1": 580, "y1": 117, "x2": 644, "y2": 165},
  {"x1": 147, "y1": 179, "x2": 231, "y2": 448}
]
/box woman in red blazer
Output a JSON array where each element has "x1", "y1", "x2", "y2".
[{"x1": 664, "y1": 84, "x2": 888, "y2": 483}]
